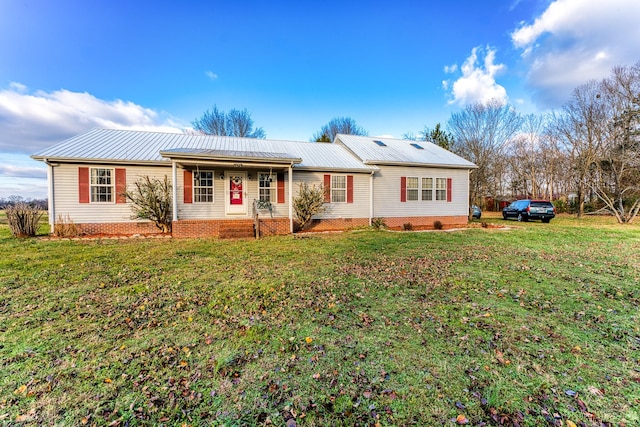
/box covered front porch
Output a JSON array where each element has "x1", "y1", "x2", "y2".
[{"x1": 160, "y1": 148, "x2": 302, "y2": 238}]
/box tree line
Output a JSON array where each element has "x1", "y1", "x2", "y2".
[{"x1": 181, "y1": 60, "x2": 640, "y2": 224}]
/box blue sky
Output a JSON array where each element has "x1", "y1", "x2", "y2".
[{"x1": 1, "y1": 0, "x2": 639, "y2": 199}]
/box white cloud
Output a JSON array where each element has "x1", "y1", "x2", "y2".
[
  {"x1": 443, "y1": 64, "x2": 458, "y2": 74},
  {"x1": 443, "y1": 46, "x2": 508, "y2": 106},
  {"x1": 0, "y1": 84, "x2": 183, "y2": 154},
  {"x1": 511, "y1": 0, "x2": 640, "y2": 107},
  {"x1": 206, "y1": 71, "x2": 218, "y2": 80},
  {"x1": 0, "y1": 164, "x2": 47, "y2": 178}
]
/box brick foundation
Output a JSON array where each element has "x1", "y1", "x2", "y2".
[
  {"x1": 67, "y1": 215, "x2": 469, "y2": 238},
  {"x1": 382, "y1": 215, "x2": 469, "y2": 230},
  {"x1": 73, "y1": 221, "x2": 164, "y2": 236},
  {"x1": 302, "y1": 217, "x2": 370, "y2": 232}
]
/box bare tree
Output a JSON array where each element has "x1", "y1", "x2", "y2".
[
  {"x1": 312, "y1": 117, "x2": 368, "y2": 142},
  {"x1": 447, "y1": 99, "x2": 522, "y2": 207},
  {"x1": 594, "y1": 63, "x2": 640, "y2": 223},
  {"x1": 404, "y1": 123, "x2": 453, "y2": 150},
  {"x1": 192, "y1": 105, "x2": 266, "y2": 138},
  {"x1": 552, "y1": 81, "x2": 608, "y2": 217}
]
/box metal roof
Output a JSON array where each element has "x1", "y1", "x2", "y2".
[
  {"x1": 31, "y1": 128, "x2": 377, "y2": 172},
  {"x1": 160, "y1": 148, "x2": 302, "y2": 164},
  {"x1": 335, "y1": 134, "x2": 477, "y2": 169}
]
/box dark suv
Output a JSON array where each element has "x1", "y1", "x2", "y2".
[{"x1": 502, "y1": 200, "x2": 556, "y2": 223}]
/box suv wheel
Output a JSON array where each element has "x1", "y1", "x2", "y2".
[
  {"x1": 502, "y1": 212, "x2": 507, "y2": 220},
  {"x1": 517, "y1": 213, "x2": 524, "y2": 222}
]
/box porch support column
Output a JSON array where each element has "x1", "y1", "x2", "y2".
[
  {"x1": 172, "y1": 160, "x2": 178, "y2": 222},
  {"x1": 288, "y1": 163, "x2": 293, "y2": 233},
  {"x1": 46, "y1": 160, "x2": 55, "y2": 233},
  {"x1": 369, "y1": 171, "x2": 374, "y2": 226}
]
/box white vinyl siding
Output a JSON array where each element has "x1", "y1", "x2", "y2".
[
  {"x1": 372, "y1": 166, "x2": 469, "y2": 218},
  {"x1": 296, "y1": 171, "x2": 369, "y2": 219},
  {"x1": 53, "y1": 164, "x2": 170, "y2": 223}
]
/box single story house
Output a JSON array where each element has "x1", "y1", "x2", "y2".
[{"x1": 31, "y1": 129, "x2": 477, "y2": 237}]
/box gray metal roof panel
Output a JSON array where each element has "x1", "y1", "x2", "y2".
[
  {"x1": 32, "y1": 128, "x2": 377, "y2": 171},
  {"x1": 335, "y1": 134, "x2": 477, "y2": 169}
]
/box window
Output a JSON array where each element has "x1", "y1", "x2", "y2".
[
  {"x1": 258, "y1": 172, "x2": 275, "y2": 203},
  {"x1": 374, "y1": 140, "x2": 387, "y2": 147},
  {"x1": 422, "y1": 177, "x2": 433, "y2": 201},
  {"x1": 406, "y1": 177, "x2": 419, "y2": 201},
  {"x1": 436, "y1": 178, "x2": 447, "y2": 201},
  {"x1": 90, "y1": 168, "x2": 113, "y2": 202},
  {"x1": 193, "y1": 171, "x2": 214, "y2": 202},
  {"x1": 331, "y1": 175, "x2": 347, "y2": 203},
  {"x1": 410, "y1": 143, "x2": 424, "y2": 150}
]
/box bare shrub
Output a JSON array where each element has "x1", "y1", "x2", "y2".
[
  {"x1": 402, "y1": 222, "x2": 413, "y2": 231},
  {"x1": 433, "y1": 220, "x2": 443, "y2": 230},
  {"x1": 293, "y1": 183, "x2": 326, "y2": 230},
  {"x1": 371, "y1": 217, "x2": 387, "y2": 230},
  {"x1": 122, "y1": 175, "x2": 172, "y2": 233},
  {"x1": 54, "y1": 215, "x2": 79, "y2": 237},
  {"x1": 6, "y1": 202, "x2": 43, "y2": 237}
]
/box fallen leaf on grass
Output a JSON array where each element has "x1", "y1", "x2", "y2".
[
  {"x1": 14, "y1": 385, "x2": 27, "y2": 395},
  {"x1": 587, "y1": 386, "x2": 604, "y2": 396},
  {"x1": 566, "y1": 420, "x2": 577, "y2": 427},
  {"x1": 456, "y1": 414, "x2": 469, "y2": 424}
]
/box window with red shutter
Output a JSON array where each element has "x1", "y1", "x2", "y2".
[
  {"x1": 78, "y1": 167, "x2": 90, "y2": 203},
  {"x1": 277, "y1": 173, "x2": 285, "y2": 203},
  {"x1": 115, "y1": 168, "x2": 126, "y2": 204},
  {"x1": 346, "y1": 175, "x2": 354, "y2": 203},
  {"x1": 400, "y1": 176, "x2": 407, "y2": 202},
  {"x1": 447, "y1": 178, "x2": 452, "y2": 202},
  {"x1": 324, "y1": 174, "x2": 331, "y2": 203},
  {"x1": 184, "y1": 170, "x2": 193, "y2": 204}
]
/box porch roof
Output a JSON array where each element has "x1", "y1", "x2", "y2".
[{"x1": 160, "y1": 148, "x2": 303, "y2": 165}]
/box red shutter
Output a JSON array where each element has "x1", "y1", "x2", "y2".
[
  {"x1": 79, "y1": 167, "x2": 89, "y2": 203},
  {"x1": 346, "y1": 175, "x2": 354, "y2": 203},
  {"x1": 277, "y1": 173, "x2": 285, "y2": 204},
  {"x1": 400, "y1": 176, "x2": 407, "y2": 202},
  {"x1": 324, "y1": 174, "x2": 331, "y2": 203},
  {"x1": 115, "y1": 168, "x2": 126, "y2": 203},
  {"x1": 447, "y1": 178, "x2": 452, "y2": 202},
  {"x1": 184, "y1": 170, "x2": 193, "y2": 204}
]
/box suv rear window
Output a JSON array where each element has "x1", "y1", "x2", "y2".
[{"x1": 531, "y1": 201, "x2": 553, "y2": 208}]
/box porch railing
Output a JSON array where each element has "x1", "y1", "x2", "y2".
[{"x1": 252, "y1": 199, "x2": 273, "y2": 239}]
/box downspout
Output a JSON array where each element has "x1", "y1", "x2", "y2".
[
  {"x1": 172, "y1": 160, "x2": 178, "y2": 222},
  {"x1": 369, "y1": 170, "x2": 374, "y2": 226},
  {"x1": 288, "y1": 163, "x2": 293, "y2": 233},
  {"x1": 45, "y1": 159, "x2": 55, "y2": 233}
]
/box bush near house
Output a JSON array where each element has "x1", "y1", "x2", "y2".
[{"x1": 1, "y1": 216, "x2": 638, "y2": 425}]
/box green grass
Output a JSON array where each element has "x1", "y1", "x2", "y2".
[{"x1": 1, "y1": 215, "x2": 639, "y2": 426}]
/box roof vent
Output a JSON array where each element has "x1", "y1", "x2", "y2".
[
  {"x1": 410, "y1": 143, "x2": 424, "y2": 150},
  {"x1": 373, "y1": 140, "x2": 387, "y2": 147}
]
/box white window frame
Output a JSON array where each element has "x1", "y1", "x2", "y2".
[
  {"x1": 193, "y1": 170, "x2": 215, "y2": 203},
  {"x1": 331, "y1": 175, "x2": 347, "y2": 203},
  {"x1": 90, "y1": 167, "x2": 114, "y2": 203},
  {"x1": 258, "y1": 172, "x2": 276, "y2": 203},
  {"x1": 436, "y1": 178, "x2": 447, "y2": 201},
  {"x1": 406, "y1": 176, "x2": 419, "y2": 201},
  {"x1": 421, "y1": 177, "x2": 433, "y2": 201}
]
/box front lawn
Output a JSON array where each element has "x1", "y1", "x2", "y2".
[{"x1": 1, "y1": 216, "x2": 639, "y2": 426}]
